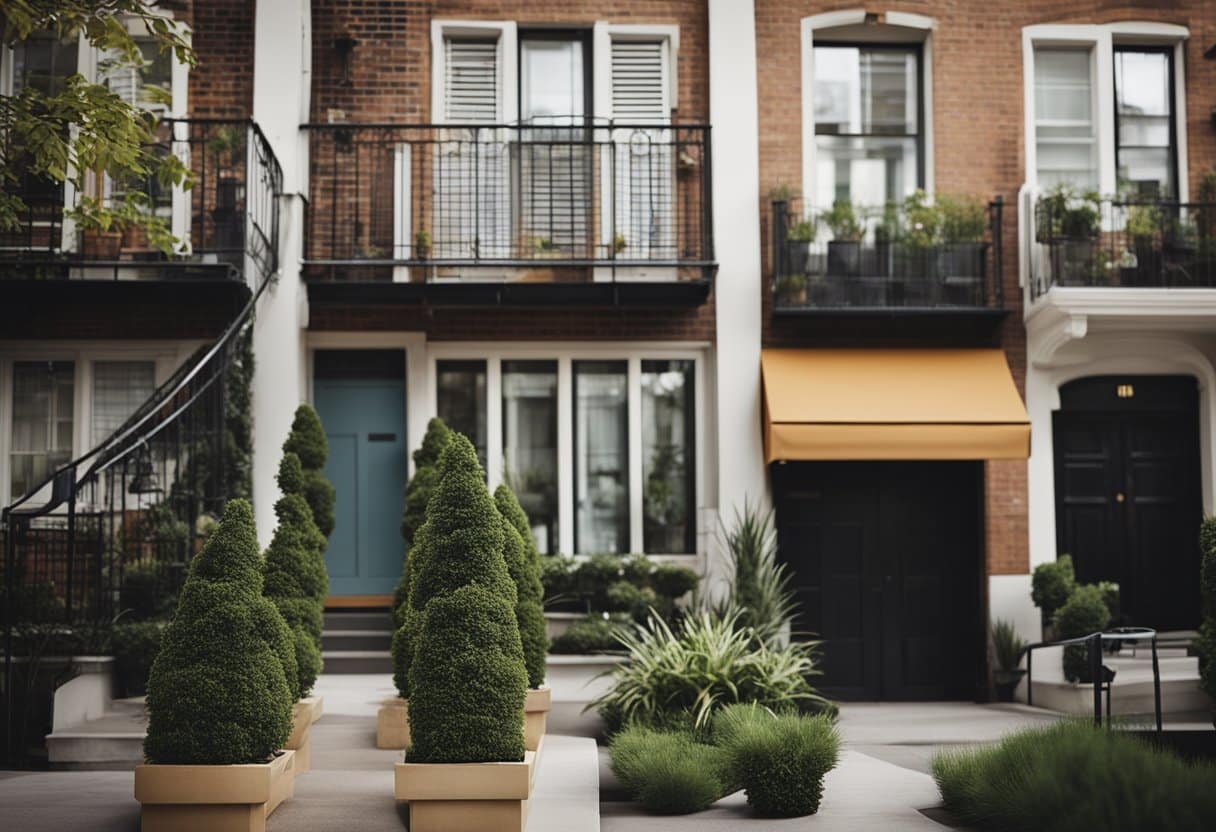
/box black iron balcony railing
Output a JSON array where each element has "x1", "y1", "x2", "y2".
[
  {"x1": 771, "y1": 197, "x2": 1004, "y2": 312},
  {"x1": 0, "y1": 118, "x2": 282, "y2": 284},
  {"x1": 302, "y1": 122, "x2": 714, "y2": 285},
  {"x1": 1029, "y1": 196, "x2": 1216, "y2": 299}
]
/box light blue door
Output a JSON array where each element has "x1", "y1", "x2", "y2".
[{"x1": 313, "y1": 377, "x2": 406, "y2": 597}]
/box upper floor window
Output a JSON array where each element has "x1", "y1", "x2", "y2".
[
  {"x1": 812, "y1": 44, "x2": 922, "y2": 208},
  {"x1": 1114, "y1": 47, "x2": 1174, "y2": 198},
  {"x1": 1033, "y1": 48, "x2": 1097, "y2": 190}
]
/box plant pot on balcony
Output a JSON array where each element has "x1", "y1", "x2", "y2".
[
  {"x1": 786, "y1": 240, "x2": 812, "y2": 275},
  {"x1": 1052, "y1": 237, "x2": 1096, "y2": 286},
  {"x1": 993, "y1": 669, "x2": 1026, "y2": 703},
  {"x1": 81, "y1": 228, "x2": 123, "y2": 260},
  {"x1": 395, "y1": 751, "x2": 536, "y2": 832},
  {"x1": 134, "y1": 749, "x2": 295, "y2": 832},
  {"x1": 826, "y1": 240, "x2": 861, "y2": 277},
  {"x1": 376, "y1": 696, "x2": 410, "y2": 750},
  {"x1": 524, "y1": 687, "x2": 551, "y2": 753}
]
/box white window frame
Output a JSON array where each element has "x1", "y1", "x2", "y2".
[
  {"x1": 426, "y1": 343, "x2": 706, "y2": 557},
  {"x1": 0, "y1": 342, "x2": 198, "y2": 507},
  {"x1": 799, "y1": 10, "x2": 935, "y2": 211},
  {"x1": 1021, "y1": 21, "x2": 1190, "y2": 200}
]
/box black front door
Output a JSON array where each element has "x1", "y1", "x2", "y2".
[
  {"x1": 1053, "y1": 376, "x2": 1202, "y2": 630},
  {"x1": 773, "y1": 462, "x2": 983, "y2": 701}
]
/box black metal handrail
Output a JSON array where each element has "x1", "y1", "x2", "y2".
[
  {"x1": 1024, "y1": 627, "x2": 1162, "y2": 731},
  {"x1": 0, "y1": 118, "x2": 282, "y2": 285},
  {"x1": 301, "y1": 121, "x2": 713, "y2": 283},
  {"x1": 1030, "y1": 197, "x2": 1216, "y2": 299}
]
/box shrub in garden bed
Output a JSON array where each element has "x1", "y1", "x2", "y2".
[
  {"x1": 713, "y1": 704, "x2": 840, "y2": 817},
  {"x1": 111, "y1": 619, "x2": 165, "y2": 698},
  {"x1": 1055, "y1": 584, "x2": 1111, "y2": 683},
  {"x1": 609, "y1": 726, "x2": 727, "y2": 814},
  {"x1": 144, "y1": 499, "x2": 295, "y2": 764},
  {"x1": 542, "y1": 552, "x2": 699, "y2": 625},
  {"x1": 549, "y1": 614, "x2": 630, "y2": 654},
  {"x1": 932, "y1": 721, "x2": 1216, "y2": 832}
]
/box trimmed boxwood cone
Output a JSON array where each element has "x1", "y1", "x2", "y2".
[
  {"x1": 393, "y1": 418, "x2": 451, "y2": 618},
  {"x1": 495, "y1": 485, "x2": 548, "y2": 688},
  {"x1": 276, "y1": 452, "x2": 330, "y2": 607},
  {"x1": 283, "y1": 404, "x2": 336, "y2": 538},
  {"x1": 391, "y1": 522, "x2": 431, "y2": 699},
  {"x1": 406, "y1": 433, "x2": 527, "y2": 763},
  {"x1": 264, "y1": 453, "x2": 326, "y2": 697},
  {"x1": 144, "y1": 499, "x2": 295, "y2": 764}
]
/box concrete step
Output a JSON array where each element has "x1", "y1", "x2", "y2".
[
  {"x1": 321, "y1": 629, "x2": 393, "y2": 652},
  {"x1": 46, "y1": 704, "x2": 148, "y2": 771},
  {"x1": 1030, "y1": 674, "x2": 1212, "y2": 717},
  {"x1": 1105, "y1": 654, "x2": 1199, "y2": 676},
  {"x1": 323, "y1": 610, "x2": 394, "y2": 632},
  {"x1": 527, "y1": 734, "x2": 601, "y2": 832},
  {"x1": 322, "y1": 649, "x2": 393, "y2": 674}
]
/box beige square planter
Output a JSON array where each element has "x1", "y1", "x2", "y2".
[
  {"x1": 286, "y1": 700, "x2": 313, "y2": 774},
  {"x1": 524, "y1": 686, "x2": 551, "y2": 752},
  {"x1": 376, "y1": 696, "x2": 410, "y2": 749},
  {"x1": 394, "y1": 750, "x2": 535, "y2": 832},
  {"x1": 134, "y1": 749, "x2": 294, "y2": 832},
  {"x1": 302, "y1": 694, "x2": 324, "y2": 724}
]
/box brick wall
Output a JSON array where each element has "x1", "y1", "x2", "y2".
[
  {"x1": 304, "y1": 0, "x2": 715, "y2": 342},
  {"x1": 183, "y1": 0, "x2": 256, "y2": 119},
  {"x1": 754, "y1": 0, "x2": 1216, "y2": 575}
]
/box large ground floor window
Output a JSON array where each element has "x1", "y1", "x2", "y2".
[{"x1": 431, "y1": 348, "x2": 701, "y2": 556}]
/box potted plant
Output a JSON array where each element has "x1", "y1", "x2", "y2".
[
  {"x1": 613, "y1": 233, "x2": 627, "y2": 256},
  {"x1": 495, "y1": 485, "x2": 551, "y2": 752},
  {"x1": 990, "y1": 619, "x2": 1026, "y2": 702},
  {"x1": 1031, "y1": 554, "x2": 1076, "y2": 640},
  {"x1": 871, "y1": 200, "x2": 899, "y2": 278},
  {"x1": 774, "y1": 273, "x2": 808, "y2": 307},
  {"x1": 395, "y1": 435, "x2": 534, "y2": 831},
  {"x1": 821, "y1": 199, "x2": 863, "y2": 277},
  {"x1": 785, "y1": 216, "x2": 816, "y2": 276},
  {"x1": 136, "y1": 499, "x2": 298, "y2": 831},
  {"x1": 1038, "y1": 184, "x2": 1100, "y2": 285},
  {"x1": 414, "y1": 228, "x2": 431, "y2": 260},
  {"x1": 263, "y1": 452, "x2": 328, "y2": 774},
  {"x1": 938, "y1": 193, "x2": 987, "y2": 304}
]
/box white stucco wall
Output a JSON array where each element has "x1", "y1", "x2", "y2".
[{"x1": 251, "y1": 0, "x2": 312, "y2": 547}]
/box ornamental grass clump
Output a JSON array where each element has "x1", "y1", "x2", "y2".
[
  {"x1": 932, "y1": 720, "x2": 1216, "y2": 832},
  {"x1": 283, "y1": 404, "x2": 336, "y2": 538},
  {"x1": 406, "y1": 433, "x2": 527, "y2": 764},
  {"x1": 593, "y1": 609, "x2": 832, "y2": 733},
  {"x1": 495, "y1": 484, "x2": 547, "y2": 688},
  {"x1": 713, "y1": 704, "x2": 840, "y2": 818},
  {"x1": 608, "y1": 726, "x2": 727, "y2": 814},
  {"x1": 143, "y1": 499, "x2": 295, "y2": 764},
  {"x1": 263, "y1": 452, "x2": 327, "y2": 697}
]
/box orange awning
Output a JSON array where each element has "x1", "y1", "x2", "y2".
[{"x1": 761, "y1": 349, "x2": 1030, "y2": 462}]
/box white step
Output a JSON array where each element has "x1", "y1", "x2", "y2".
[
  {"x1": 1030, "y1": 674, "x2": 1212, "y2": 718},
  {"x1": 46, "y1": 703, "x2": 148, "y2": 770},
  {"x1": 527, "y1": 734, "x2": 600, "y2": 832}
]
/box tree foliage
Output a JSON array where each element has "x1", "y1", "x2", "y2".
[{"x1": 0, "y1": 2, "x2": 194, "y2": 250}]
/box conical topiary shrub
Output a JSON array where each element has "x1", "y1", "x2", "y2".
[
  {"x1": 144, "y1": 499, "x2": 295, "y2": 764},
  {"x1": 495, "y1": 484, "x2": 547, "y2": 688},
  {"x1": 275, "y1": 452, "x2": 330, "y2": 608},
  {"x1": 1199, "y1": 518, "x2": 1216, "y2": 720},
  {"x1": 264, "y1": 453, "x2": 326, "y2": 697},
  {"x1": 283, "y1": 404, "x2": 336, "y2": 538},
  {"x1": 391, "y1": 521, "x2": 431, "y2": 700},
  {"x1": 406, "y1": 433, "x2": 527, "y2": 763},
  {"x1": 394, "y1": 418, "x2": 451, "y2": 616}
]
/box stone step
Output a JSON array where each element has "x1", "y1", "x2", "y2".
[
  {"x1": 1105, "y1": 654, "x2": 1199, "y2": 675},
  {"x1": 1030, "y1": 675, "x2": 1212, "y2": 718},
  {"x1": 322, "y1": 649, "x2": 394, "y2": 674},
  {"x1": 321, "y1": 629, "x2": 393, "y2": 652},
  {"x1": 323, "y1": 610, "x2": 395, "y2": 632},
  {"x1": 527, "y1": 734, "x2": 601, "y2": 832},
  {"x1": 46, "y1": 706, "x2": 148, "y2": 771}
]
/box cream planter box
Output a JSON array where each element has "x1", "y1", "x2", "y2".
[
  {"x1": 134, "y1": 748, "x2": 294, "y2": 832},
  {"x1": 376, "y1": 696, "x2": 410, "y2": 749},
  {"x1": 524, "y1": 686, "x2": 551, "y2": 752},
  {"x1": 394, "y1": 750, "x2": 536, "y2": 832},
  {"x1": 286, "y1": 699, "x2": 315, "y2": 774}
]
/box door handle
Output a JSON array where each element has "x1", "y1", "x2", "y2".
[
  {"x1": 368, "y1": 432, "x2": 397, "y2": 442},
  {"x1": 1115, "y1": 492, "x2": 1125, "y2": 503}
]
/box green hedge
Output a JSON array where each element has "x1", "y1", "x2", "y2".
[
  {"x1": 495, "y1": 484, "x2": 547, "y2": 688},
  {"x1": 543, "y1": 552, "x2": 699, "y2": 624},
  {"x1": 111, "y1": 620, "x2": 164, "y2": 698},
  {"x1": 144, "y1": 499, "x2": 294, "y2": 764},
  {"x1": 283, "y1": 405, "x2": 336, "y2": 537},
  {"x1": 933, "y1": 720, "x2": 1216, "y2": 831},
  {"x1": 549, "y1": 614, "x2": 629, "y2": 655},
  {"x1": 1055, "y1": 584, "x2": 1110, "y2": 683}
]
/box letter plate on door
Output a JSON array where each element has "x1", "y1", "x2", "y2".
[{"x1": 368, "y1": 433, "x2": 397, "y2": 442}]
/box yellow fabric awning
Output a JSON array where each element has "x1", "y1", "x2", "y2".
[{"x1": 761, "y1": 349, "x2": 1030, "y2": 462}]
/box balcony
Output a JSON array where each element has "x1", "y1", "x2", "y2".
[
  {"x1": 302, "y1": 122, "x2": 714, "y2": 307},
  {"x1": 0, "y1": 119, "x2": 281, "y2": 336}
]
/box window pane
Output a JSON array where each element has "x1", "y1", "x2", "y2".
[
  {"x1": 1115, "y1": 50, "x2": 1173, "y2": 198},
  {"x1": 813, "y1": 46, "x2": 917, "y2": 136},
  {"x1": 641, "y1": 360, "x2": 693, "y2": 554},
  {"x1": 93, "y1": 361, "x2": 156, "y2": 446},
  {"x1": 1034, "y1": 47, "x2": 1097, "y2": 190},
  {"x1": 521, "y1": 38, "x2": 585, "y2": 125},
  {"x1": 574, "y1": 361, "x2": 628, "y2": 554},
  {"x1": 437, "y1": 360, "x2": 487, "y2": 472},
  {"x1": 10, "y1": 361, "x2": 74, "y2": 498},
  {"x1": 814, "y1": 135, "x2": 918, "y2": 208},
  {"x1": 503, "y1": 360, "x2": 558, "y2": 554}
]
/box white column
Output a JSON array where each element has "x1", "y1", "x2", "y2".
[
  {"x1": 251, "y1": 0, "x2": 311, "y2": 547},
  {"x1": 707, "y1": 0, "x2": 769, "y2": 594}
]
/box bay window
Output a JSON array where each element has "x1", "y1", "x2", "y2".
[{"x1": 429, "y1": 351, "x2": 699, "y2": 555}]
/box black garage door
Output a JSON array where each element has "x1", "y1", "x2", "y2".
[{"x1": 773, "y1": 462, "x2": 984, "y2": 701}]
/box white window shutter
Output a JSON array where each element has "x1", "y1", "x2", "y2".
[
  {"x1": 444, "y1": 40, "x2": 498, "y2": 123},
  {"x1": 611, "y1": 41, "x2": 667, "y2": 123}
]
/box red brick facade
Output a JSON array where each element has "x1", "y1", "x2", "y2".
[{"x1": 183, "y1": 0, "x2": 256, "y2": 119}]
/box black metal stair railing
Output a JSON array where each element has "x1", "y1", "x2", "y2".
[{"x1": 0, "y1": 120, "x2": 282, "y2": 766}]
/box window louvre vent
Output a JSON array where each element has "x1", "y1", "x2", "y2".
[{"x1": 445, "y1": 39, "x2": 498, "y2": 123}]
